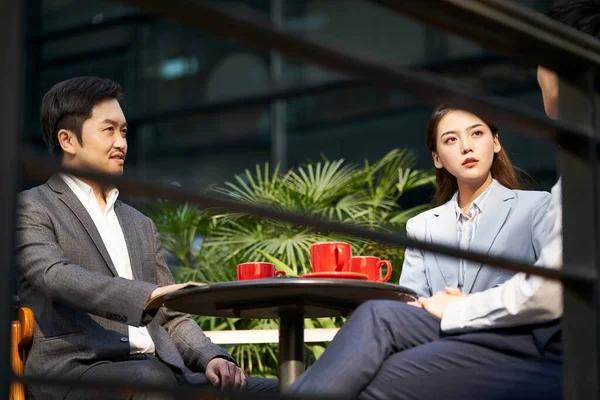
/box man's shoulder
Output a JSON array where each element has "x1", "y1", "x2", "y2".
[
  {"x1": 115, "y1": 200, "x2": 152, "y2": 223},
  {"x1": 18, "y1": 183, "x2": 53, "y2": 206}
]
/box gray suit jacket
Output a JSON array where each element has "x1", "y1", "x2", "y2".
[
  {"x1": 399, "y1": 183, "x2": 552, "y2": 297},
  {"x1": 15, "y1": 175, "x2": 233, "y2": 399}
]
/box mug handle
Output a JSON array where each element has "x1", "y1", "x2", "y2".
[
  {"x1": 334, "y1": 246, "x2": 348, "y2": 272},
  {"x1": 275, "y1": 270, "x2": 287, "y2": 277},
  {"x1": 378, "y1": 260, "x2": 392, "y2": 282}
]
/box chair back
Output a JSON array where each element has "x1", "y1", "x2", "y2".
[{"x1": 10, "y1": 308, "x2": 34, "y2": 400}]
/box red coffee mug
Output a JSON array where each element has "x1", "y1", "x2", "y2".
[
  {"x1": 348, "y1": 256, "x2": 392, "y2": 282},
  {"x1": 237, "y1": 262, "x2": 286, "y2": 281},
  {"x1": 310, "y1": 242, "x2": 352, "y2": 273}
]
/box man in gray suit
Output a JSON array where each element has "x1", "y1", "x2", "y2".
[{"x1": 16, "y1": 76, "x2": 278, "y2": 399}]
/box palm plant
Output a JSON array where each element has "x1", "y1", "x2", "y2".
[{"x1": 147, "y1": 149, "x2": 435, "y2": 377}]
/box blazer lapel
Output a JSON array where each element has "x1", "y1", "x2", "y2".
[
  {"x1": 114, "y1": 202, "x2": 145, "y2": 282},
  {"x1": 429, "y1": 201, "x2": 458, "y2": 287},
  {"x1": 49, "y1": 174, "x2": 119, "y2": 277},
  {"x1": 462, "y1": 183, "x2": 514, "y2": 293}
]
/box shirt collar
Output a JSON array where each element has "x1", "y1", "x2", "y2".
[
  {"x1": 59, "y1": 173, "x2": 120, "y2": 214},
  {"x1": 453, "y1": 179, "x2": 496, "y2": 220}
]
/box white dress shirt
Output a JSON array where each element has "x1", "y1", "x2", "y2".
[
  {"x1": 60, "y1": 173, "x2": 156, "y2": 354},
  {"x1": 453, "y1": 180, "x2": 496, "y2": 291},
  {"x1": 441, "y1": 179, "x2": 563, "y2": 332}
]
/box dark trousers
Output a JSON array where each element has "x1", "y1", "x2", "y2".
[
  {"x1": 63, "y1": 354, "x2": 279, "y2": 399},
  {"x1": 287, "y1": 300, "x2": 562, "y2": 400}
]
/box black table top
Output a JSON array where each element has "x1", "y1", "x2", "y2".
[{"x1": 163, "y1": 278, "x2": 418, "y2": 319}]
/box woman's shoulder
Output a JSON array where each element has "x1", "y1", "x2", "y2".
[
  {"x1": 509, "y1": 188, "x2": 552, "y2": 203},
  {"x1": 500, "y1": 185, "x2": 552, "y2": 212},
  {"x1": 406, "y1": 203, "x2": 447, "y2": 227},
  {"x1": 493, "y1": 181, "x2": 550, "y2": 200}
]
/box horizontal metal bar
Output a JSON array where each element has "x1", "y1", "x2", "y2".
[
  {"x1": 19, "y1": 373, "x2": 274, "y2": 399},
  {"x1": 205, "y1": 328, "x2": 339, "y2": 345},
  {"x1": 41, "y1": 45, "x2": 129, "y2": 68},
  {"x1": 129, "y1": 79, "x2": 366, "y2": 124},
  {"x1": 34, "y1": 13, "x2": 155, "y2": 43},
  {"x1": 118, "y1": 0, "x2": 594, "y2": 147},
  {"x1": 371, "y1": 0, "x2": 600, "y2": 79},
  {"x1": 129, "y1": 54, "x2": 524, "y2": 125},
  {"x1": 22, "y1": 156, "x2": 590, "y2": 284}
]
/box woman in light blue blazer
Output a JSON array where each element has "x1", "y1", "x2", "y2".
[{"x1": 399, "y1": 106, "x2": 551, "y2": 297}]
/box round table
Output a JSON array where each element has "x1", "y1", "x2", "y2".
[{"x1": 163, "y1": 278, "x2": 417, "y2": 389}]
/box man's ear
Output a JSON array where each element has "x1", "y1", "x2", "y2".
[
  {"x1": 537, "y1": 66, "x2": 559, "y2": 120},
  {"x1": 432, "y1": 152, "x2": 443, "y2": 169},
  {"x1": 57, "y1": 129, "x2": 78, "y2": 156}
]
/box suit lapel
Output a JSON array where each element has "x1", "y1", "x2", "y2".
[
  {"x1": 114, "y1": 202, "x2": 145, "y2": 282},
  {"x1": 49, "y1": 174, "x2": 119, "y2": 277},
  {"x1": 462, "y1": 183, "x2": 514, "y2": 293},
  {"x1": 430, "y1": 201, "x2": 458, "y2": 287}
]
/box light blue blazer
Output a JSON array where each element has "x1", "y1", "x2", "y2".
[{"x1": 399, "y1": 183, "x2": 551, "y2": 297}]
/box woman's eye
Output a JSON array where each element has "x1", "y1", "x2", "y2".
[
  {"x1": 473, "y1": 130, "x2": 483, "y2": 136},
  {"x1": 445, "y1": 137, "x2": 457, "y2": 143}
]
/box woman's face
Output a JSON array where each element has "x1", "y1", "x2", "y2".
[{"x1": 432, "y1": 109, "x2": 501, "y2": 185}]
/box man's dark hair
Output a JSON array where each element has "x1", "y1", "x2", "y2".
[
  {"x1": 548, "y1": 0, "x2": 600, "y2": 38},
  {"x1": 41, "y1": 76, "x2": 123, "y2": 156}
]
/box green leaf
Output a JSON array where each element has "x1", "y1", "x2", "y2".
[
  {"x1": 256, "y1": 250, "x2": 297, "y2": 276},
  {"x1": 389, "y1": 204, "x2": 433, "y2": 225},
  {"x1": 307, "y1": 344, "x2": 327, "y2": 360}
]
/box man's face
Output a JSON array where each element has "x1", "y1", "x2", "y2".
[
  {"x1": 68, "y1": 98, "x2": 128, "y2": 176},
  {"x1": 537, "y1": 66, "x2": 559, "y2": 119}
]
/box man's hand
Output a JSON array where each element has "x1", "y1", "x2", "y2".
[
  {"x1": 205, "y1": 358, "x2": 247, "y2": 391},
  {"x1": 418, "y1": 287, "x2": 465, "y2": 319}
]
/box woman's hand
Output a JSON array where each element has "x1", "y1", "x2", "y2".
[{"x1": 418, "y1": 287, "x2": 465, "y2": 319}]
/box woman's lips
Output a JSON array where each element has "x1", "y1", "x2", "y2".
[{"x1": 462, "y1": 158, "x2": 478, "y2": 168}]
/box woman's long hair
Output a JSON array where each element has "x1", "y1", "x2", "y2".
[{"x1": 426, "y1": 106, "x2": 520, "y2": 206}]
